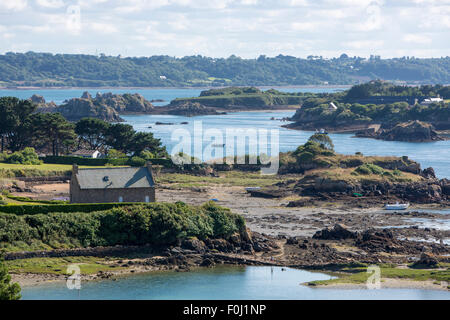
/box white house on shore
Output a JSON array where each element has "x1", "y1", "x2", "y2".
[
  {"x1": 70, "y1": 149, "x2": 102, "y2": 159},
  {"x1": 420, "y1": 97, "x2": 444, "y2": 106}
]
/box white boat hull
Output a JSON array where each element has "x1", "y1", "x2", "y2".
[{"x1": 385, "y1": 203, "x2": 409, "y2": 210}]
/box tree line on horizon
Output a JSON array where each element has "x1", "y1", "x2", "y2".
[{"x1": 1, "y1": 52, "x2": 450, "y2": 87}]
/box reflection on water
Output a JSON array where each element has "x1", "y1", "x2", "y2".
[{"x1": 21, "y1": 266, "x2": 450, "y2": 300}]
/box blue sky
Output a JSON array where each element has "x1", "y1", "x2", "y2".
[{"x1": 0, "y1": 0, "x2": 449, "y2": 58}]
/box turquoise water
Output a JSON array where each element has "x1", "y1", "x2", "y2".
[
  {"x1": 20, "y1": 266, "x2": 450, "y2": 300},
  {"x1": 1, "y1": 87, "x2": 449, "y2": 178}
]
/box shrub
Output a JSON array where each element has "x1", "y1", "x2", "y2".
[
  {"x1": 0, "y1": 203, "x2": 133, "y2": 215},
  {"x1": 0, "y1": 202, "x2": 246, "y2": 250},
  {"x1": 5, "y1": 148, "x2": 42, "y2": 165},
  {"x1": 106, "y1": 149, "x2": 126, "y2": 159},
  {"x1": 127, "y1": 156, "x2": 146, "y2": 167},
  {"x1": 0, "y1": 257, "x2": 21, "y2": 300},
  {"x1": 354, "y1": 163, "x2": 385, "y2": 175}
]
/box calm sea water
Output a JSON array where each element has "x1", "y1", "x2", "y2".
[
  {"x1": 1, "y1": 87, "x2": 449, "y2": 178},
  {"x1": 0, "y1": 87, "x2": 345, "y2": 106},
  {"x1": 122, "y1": 111, "x2": 450, "y2": 179},
  {"x1": 20, "y1": 266, "x2": 449, "y2": 300}
]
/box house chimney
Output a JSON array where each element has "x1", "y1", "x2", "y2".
[{"x1": 72, "y1": 164, "x2": 78, "y2": 175}]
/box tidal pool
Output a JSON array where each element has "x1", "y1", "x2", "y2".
[{"x1": 20, "y1": 266, "x2": 450, "y2": 300}]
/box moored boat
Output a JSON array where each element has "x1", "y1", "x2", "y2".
[{"x1": 385, "y1": 202, "x2": 409, "y2": 210}]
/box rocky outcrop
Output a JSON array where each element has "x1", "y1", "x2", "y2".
[
  {"x1": 412, "y1": 252, "x2": 439, "y2": 268},
  {"x1": 36, "y1": 92, "x2": 155, "y2": 122},
  {"x1": 28, "y1": 94, "x2": 57, "y2": 109},
  {"x1": 441, "y1": 179, "x2": 450, "y2": 196},
  {"x1": 57, "y1": 97, "x2": 123, "y2": 122},
  {"x1": 357, "y1": 121, "x2": 447, "y2": 142},
  {"x1": 94, "y1": 92, "x2": 154, "y2": 113},
  {"x1": 167, "y1": 102, "x2": 225, "y2": 117},
  {"x1": 313, "y1": 224, "x2": 357, "y2": 240}
]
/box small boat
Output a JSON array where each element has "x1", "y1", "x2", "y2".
[
  {"x1": 245, "y1": 187, "x2": 261, "y2": 192},
  {"x1": 385, "y1": 202, "x2": 409, "y2": 210}
]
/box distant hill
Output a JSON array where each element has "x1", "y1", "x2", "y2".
[{"x1": 1, "y1": 52, "x2": 450, "y2": 87}]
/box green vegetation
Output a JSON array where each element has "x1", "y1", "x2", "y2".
[
  {"x1": 5, "y1": 256, "x2": 124, "y2": 275},
  {"x1": 280, "y1": 134, "x2": 422, "y2": 182},
  {"x1": 0, "y1": 96, "x2": 168, "y2": 162},
  {"x1": 306, "y1": 264, "x2": 450, "y2": 287},
  {"x1": 290, "y1": 81, "x2": 450, "y2": 128},
  {"x1": 2, "y1": 148, "x2": 42, "y2": 165},
  {"x1": 0, "y1": 162, "x2": 120, "y2": 178},
  {"x1": 0, "y1": 202, "x2": 138, "y2": 215},
  {"x1": 0, "y1": 255, "x2": 21, "y2": 300},
  {"x1": 172, "y1": 87, "x2": 311, "y2": 108},
  {"x1": 157, "y1": 171, "x2": 285, "y2": 189},
  {"x1": 3, "y1": 194, "x2": 67, "y2": 205},
  {"x1": 0, "y1": 202, "x2": 245, "y2": 252},
  {"x1": 345, "y1": 81, "x2": 450, "y2": 99},
  {"x1": 1, "y1": 52, "x2": 450, "y2": 87}
]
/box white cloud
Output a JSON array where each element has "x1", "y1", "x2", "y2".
[
  {"x1": 88, "y1": 22, "x2": 119, "y2": 34},
  {"x1": 0, "y1": 0, "x2": 27, "y2": 11},
  {"x1": 0, "y1": 0, "x2": 448, "y2": 58},
  {"x1": 36, "y1": 0, "x2": 65, "y2": 8},
  {"x1": 403, "y1": 33, "x2": 432, "y2": 44}
]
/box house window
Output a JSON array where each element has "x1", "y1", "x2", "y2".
[
  {"x1": 118, "y1": 196, "x2": 123, "y2": 203},
  {"x1": 145, "y1": 196, "x2": 150, "y2": 203}
]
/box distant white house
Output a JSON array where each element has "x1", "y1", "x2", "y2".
[
  {"x1": 420, "y1": 97, "x2": 444, "y2": 106},
  {"x1": 70, "y1": 150, "x2": 102, "y2": 159},
  {"x1": 159, "y1": 75, "x2": 167, "y2": 80},
  {"x1": 329, "y1": 102, "x2": 338, "y2": 111}
]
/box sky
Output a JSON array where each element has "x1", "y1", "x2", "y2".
[{"x1": 0, "y1": 0, "x2": 449, "y2": 59}]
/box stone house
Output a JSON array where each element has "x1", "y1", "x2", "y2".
[{"x1": 70, "y1": 163, "x2": 155, "y2": 203}]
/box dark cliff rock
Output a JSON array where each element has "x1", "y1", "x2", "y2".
[{"x1": 356, "y1": 121, "x2": 447, "y2": 142}]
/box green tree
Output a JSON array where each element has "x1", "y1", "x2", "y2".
[
  {"x1": 0, "y1": 255, "x2": 21, "y2": 300},
  {"x1": 131, "y1": 132, "x2": 167, "y2": 157},
  {"x1": 30, "y1": 113, "x2": 76, "y2": 156},
  {"x1": 0, "y1": 97, "x2": 36, "y2": 152},
  {"x1": 75, "y1": 117, "x2": 110, "y2": 150},
  {"x1": 105, "y1": 123, "x2": 135, "y2": 153},
  {"x1": 308, "y1": 133, "x2": 334, "y2": 151}
]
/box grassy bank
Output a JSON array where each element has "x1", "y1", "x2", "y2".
[
  {"x1": 0, "y1": 163, "x2": 129, "y2": 178},
  {"x1": 306, "y1": 263, "x2": 450, "y2": 287},
  {"x1": 5, "y1": 256, "x2": 125, "y2": 275},
  {"x1": 157, "y1": 171, "x2": 286, "y2": 189}
]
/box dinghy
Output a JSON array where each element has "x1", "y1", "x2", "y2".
[{"x1": 385, "y1": 202, "x2": 409, "y2": 210}]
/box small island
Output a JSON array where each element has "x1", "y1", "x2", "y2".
[
  {"x1": 355, "y1": 120, "x2": 448, "y2": 142},
  {"x1": 285, "y1": 81, "x2": 450, "y2": 142}
]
